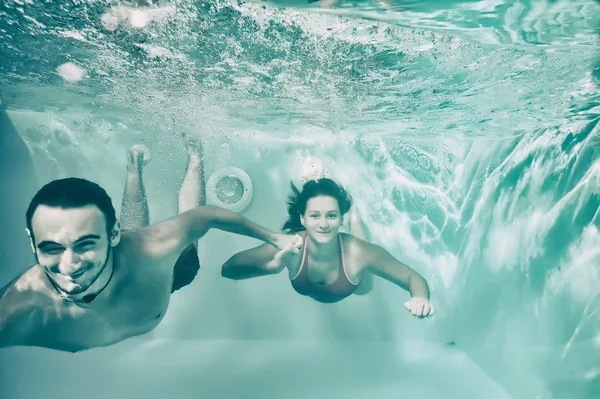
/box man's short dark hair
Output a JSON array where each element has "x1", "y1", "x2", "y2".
[{"x1": 26, "y1": 178, "x2": 117, "y2": 240}]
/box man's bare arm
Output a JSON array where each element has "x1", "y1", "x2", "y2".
[
  {"x1": 183, "y1": 205, "x2": 277, "y2": 244},
  {"x1": 140, "y1": 205, "x2": 300, "y2": 259}
]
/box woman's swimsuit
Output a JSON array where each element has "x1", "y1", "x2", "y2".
[{"x1": 290, "y1": 234, "x2": 359, "y2": 303}]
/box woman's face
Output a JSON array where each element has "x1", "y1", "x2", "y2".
[{"x1": 301, "y1": 195, "x2": 342, "y2": 244}]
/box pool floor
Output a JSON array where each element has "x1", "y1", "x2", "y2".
[{"x1": 1, "y1": 340, "x2": 509, "y2": 399}]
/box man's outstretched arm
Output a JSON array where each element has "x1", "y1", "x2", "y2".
[{"x1": 141, "y1": 205, "x2": 302, "y2": 259}]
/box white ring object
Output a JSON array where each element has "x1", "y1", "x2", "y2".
[{"x1": 206, "y1": 166, "x2": 253, "y2": 213}]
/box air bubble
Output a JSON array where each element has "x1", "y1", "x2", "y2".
[
  {"x1": 57, "y1": 62, "x2": 85, "y2": 83},
  {"x1": 129, "y1": 10, "x2": 151, "y2": 28}
]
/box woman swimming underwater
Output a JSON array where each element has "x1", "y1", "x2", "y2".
[{"x1": 221, "y1": 158, "x2": 434, "y2": 319}]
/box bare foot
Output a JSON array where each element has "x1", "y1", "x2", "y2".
[
  {"x1": 184, "y1": 134, "x2": 204, "y2": 165},
  {"x1": 187, "y1": 146, "x2": 203, "y2": 167},
  {"x1": 127, "y1": 144, "x2": 151, "y2": 171}
]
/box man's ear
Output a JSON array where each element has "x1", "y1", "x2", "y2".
[
  {"x1": 25, "y1": 228, "x2": 35, "y2": 254},
  {"x1": 110, "y1": 221, "x2": 121, "y2": 247}
]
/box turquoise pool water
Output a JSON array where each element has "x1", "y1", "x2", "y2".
[{"x1": 0, "y1": 0, "x2": 599, "y2": 398}]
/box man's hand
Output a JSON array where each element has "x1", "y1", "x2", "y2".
[{"x1": 272, "y1": 234, "x2": 303, "y2": 260}]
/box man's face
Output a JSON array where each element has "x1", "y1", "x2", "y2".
[{"x1": 30, "y1": 205, "x2": 114, "y2": 294}]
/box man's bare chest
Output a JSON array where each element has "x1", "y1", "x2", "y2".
[{"x1": 32, "y1": 269, "x2": 172, "y2": 352}]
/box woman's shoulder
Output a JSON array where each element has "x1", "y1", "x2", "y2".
[
  {"x1": 340, "y1": 232, "x2": 382, "y2": 259},
  {"x1": 340, "y1": 231, "x2": 366, "y2": 244},
  {"x1": 340, "y1": 232, "x2": 370, "y2": 252}
]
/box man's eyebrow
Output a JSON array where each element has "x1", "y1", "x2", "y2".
[
  {"x1": 73, "y1": 234, "x2": 101, "y2": 243},
  {"x1": 37, "y1": 240, "x2": 62, "y2": 249},
  {"x1": 36, "y1": 234, "x2": 101, "y2": 249}
]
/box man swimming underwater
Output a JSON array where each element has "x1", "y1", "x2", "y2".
[{"x1": 0, "y1": 142, "x2": 301, "y2": 352}]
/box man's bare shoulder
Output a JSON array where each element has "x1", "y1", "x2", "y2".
[
  {"x1": 1, "y1": 266, "x2": 50, "y2": 298},
  {"x1": 0, "y1": 266, "x2": 51, "y2": 347},
  {"x1": 118, "y1": 229, "x2": 164, "y2": 257},
  {"x1": 119, "y1": 220, "x2": 192, "y2": 262}
]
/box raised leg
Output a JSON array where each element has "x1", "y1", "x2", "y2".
[
  {"x1": 178, "y1": 143, "x2": 206, "y2": 212},
  {"x1": 120, "y1": 144, "x2": 150, "y2": 231},
  {"x1": 171, "y1": 141, "x2": 205, "y2": 293}
]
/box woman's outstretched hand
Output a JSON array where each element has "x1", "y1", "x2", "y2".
[
  {"x1": 273, "y1": 233, "x2": 303, "y2": 260},
  {"x1": 404, "y1": 297, "x2": 435, "y2": 319}
]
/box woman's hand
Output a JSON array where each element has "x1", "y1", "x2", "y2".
[
  {"x1": 404, "y1": 297, "x2": 435, "y2": 319},
  {"x1": 272, "y1": 233, "x2": 303, "y2": 260}
]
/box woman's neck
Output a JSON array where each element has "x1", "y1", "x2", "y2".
[{"x1": 307, "y1": 234, "x2": 339, "y2": 261}]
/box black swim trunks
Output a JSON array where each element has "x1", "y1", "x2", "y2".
[{"x1": 171, "y1": 244, "x2": 200, "y2": 293}]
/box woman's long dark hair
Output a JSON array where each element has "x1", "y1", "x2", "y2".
[{"x1": 282, "y1": 178, "x2": 353, "y2": 233}]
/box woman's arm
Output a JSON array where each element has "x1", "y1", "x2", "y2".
[{"x1": 360, "y1": 241, "x2": 434, "y2": 317}]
